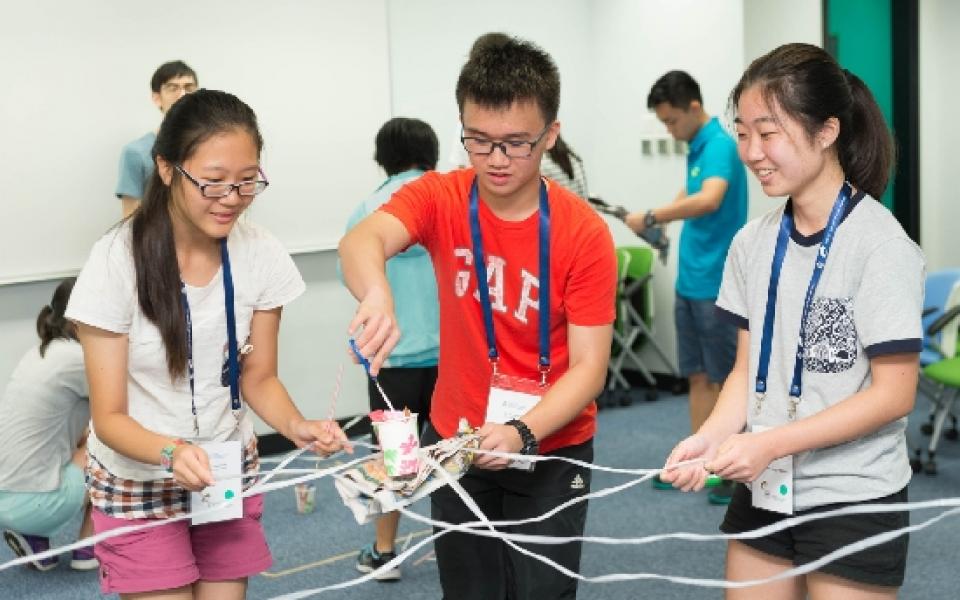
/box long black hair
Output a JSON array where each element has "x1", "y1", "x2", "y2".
[
  {"x1": 546, "y1": 134, "x2": 582, "y2": 181},
  {"x1": 37, "y1": 278, "x2": 77, "y2": 357},
  {"x1": 731, "y1": 43, "x2": 894, "y2": 199},
  {"x1": 131, "y1": 89, "x2": 263, "y2": 380}
]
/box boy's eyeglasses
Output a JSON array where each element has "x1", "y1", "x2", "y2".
[
  {"x1": 461, "y1": 124, "x2": 551, "y2": 158},
  {"x1": 161, "y1": 82, "x2": 198, "y2": 94},
  {"x1": 174, "y1": 164, "x2": 269, "y2": 198}
]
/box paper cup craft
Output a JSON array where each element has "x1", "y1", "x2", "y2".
[
  {"x1": 371, "y1": 410, "x2": 420, "y2": 477},
  {"x1": 294, "y1": 483, "x2": 317, "y2": 514},
  {"x1": 334, "y1": 418, "x2": 479, "y2": 524}
]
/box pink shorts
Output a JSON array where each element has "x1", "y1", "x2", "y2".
[{"x1": 91, "y1": 495, "x2": 272, "y2": 595}]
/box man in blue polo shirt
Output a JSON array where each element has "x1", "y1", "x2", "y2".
[{"x1": 626, "y1": 70, "x2": 747, "y2": 504}]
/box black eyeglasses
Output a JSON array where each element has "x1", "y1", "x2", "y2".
[
  {"x1": 461, "y1": 124, "x2": 551, "y2": 158},
  {"x1": 174, "y1": 164, "x2": 269, "y2": 198}
]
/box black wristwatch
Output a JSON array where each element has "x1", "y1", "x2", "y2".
[
  {"x1": 644, "y1": 209, "x2": 658, "y2": 228},
  {"x1": 506, "y1": 419, "x2": 539, "y2": 455}
]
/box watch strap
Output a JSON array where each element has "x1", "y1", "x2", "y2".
[
  {"x1": 505, "y1": 419, "x2": 538, "y2": 455},
  {"x1": 644, "y1": 209, "x2": 658, "y2": 228}
]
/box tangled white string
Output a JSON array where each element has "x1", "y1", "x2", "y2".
[{"x1": 2, "y1": 441, "x2": 956, "y2": 599}]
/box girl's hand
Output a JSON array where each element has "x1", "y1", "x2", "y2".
[
  {"x1": 661, "y1": 433, "x2": 718, "y2": 492},
  {"x1": 290, "y1": 419, "x2": 353, "y2": 456},
  {"x1": 171, "y1": 444, "x2": 215, "y2": 492},
  {"x1": 705, "y1": 431, "x2": 776, "y2": 483}
]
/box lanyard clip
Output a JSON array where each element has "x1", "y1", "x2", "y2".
[
  {"x1": 754, "y1": 392, "x2": 764, "y2": 416},
  {"x1": 539, "y1": 364, "x2": 551, "y2": 387},
  {"x1": 788, "y1": 396, "x2": 800, "y2": 421},
  {"x1": 489, "y1": 357, "x2": 499, "y2": 376}
]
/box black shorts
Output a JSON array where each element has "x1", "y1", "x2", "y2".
[
  {"x1": 720, "y1": 483, "x2": 909, "y2": 587},
  {"x1": 367, "y1": 365, "x2": 437, "y2": 435}
]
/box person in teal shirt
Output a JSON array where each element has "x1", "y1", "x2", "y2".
[
  {"x1": 340, "y1": 117, "x2": 440, "y2": 581},
  {"x1": 116, "y1": 60, "x2": 198, "y2": 218},
  {"x1": 626, "y1": 71, "x2": 747, "y2": 504}
]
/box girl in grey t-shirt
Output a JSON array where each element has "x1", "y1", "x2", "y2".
[
  {"x1": 661, "y1": 43, "x2": 923, "y2": 596},
  {"x1": 0, "y1": 278, "x2": 98, "y2": 571}
]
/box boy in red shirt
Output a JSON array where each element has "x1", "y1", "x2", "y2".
[{"x1": 339, "y1": 37, "x2": 616, "y2": 599}]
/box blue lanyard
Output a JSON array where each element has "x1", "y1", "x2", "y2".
[
  {"x1": 754, "y1": 183, "x2": 851, "y2": 420},
  {"x1": 469, "y1": 178, "x2": 551, "y2": 383},
  {"x1": 180, "y1": 238, "x2": 241, "y2": 435}
]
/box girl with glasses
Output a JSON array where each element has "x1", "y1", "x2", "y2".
[{"x1": 67, "y1": 89, "x2": 350, "y2": 600}]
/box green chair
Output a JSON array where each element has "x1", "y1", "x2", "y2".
[
  {"x1": 912, "y1": 269, "x2": 960, "y2": 475},
  {"x1": 602, "y1": 247, "x2": 679, "y2": 406},
  {"x1": 916, "y1": 354, "x2": 960, "y2": 474}
]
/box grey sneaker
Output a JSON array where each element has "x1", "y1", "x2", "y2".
[{"x1": 356, "y1": 542, "x2": 400, "y2": 581}]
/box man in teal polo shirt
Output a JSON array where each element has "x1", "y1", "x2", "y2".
[{"x1": 626, "y1": 70, "x2": 747, "y2": 504}]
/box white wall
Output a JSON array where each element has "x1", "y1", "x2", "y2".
[
  {"x1": 919, "y1": 0, "x2": 958, "y2": 271},
  {"x1": 387, "y1": 0, "x2": 595, "y2": 173},
  {"x1": 0, "y1": 0, "x2": 391, "y2": 284}
]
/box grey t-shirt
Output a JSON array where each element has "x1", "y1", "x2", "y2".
[
  {"x1": 0, "y1": 339, "x2": 89, "y2": 492},
  {"x1": 717, "y1": 193, "x2": 924, "y2": 511}
]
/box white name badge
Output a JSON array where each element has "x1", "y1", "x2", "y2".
[
  {"x1": 191, "y1": 440, "x2": 243, "y2": 526},
  {"x1": 485, "y1": 386, "x2": 540, "y2": 425},
  {"x1": 750, "y1": 426, "x2": 793, "y2": 515},
  {"x1": 484, "y1": 373, "x2": 544, "y2": 471}
]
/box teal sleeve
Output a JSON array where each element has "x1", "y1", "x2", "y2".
[{"x1": 115, "y1": 145, "x2": 145, "y2": 199}]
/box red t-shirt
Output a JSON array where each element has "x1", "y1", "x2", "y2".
[{"x1": 381, "y1": 169, "x2": 617, "y2": 453}]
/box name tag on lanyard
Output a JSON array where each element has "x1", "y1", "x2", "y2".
[
  {"x1": 749, "y1": 185, "x2": 851, "y2": 514},
  {"x1": 470, "y1": 177, "x2": 551, "y2": 471}
]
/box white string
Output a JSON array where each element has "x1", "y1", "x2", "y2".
[
  {"x1": 266, "y1": 452, "x2": 960, "y2": 598},
  {"x1": 3, "y1": 439, "x2": 957, "y2": 598}
]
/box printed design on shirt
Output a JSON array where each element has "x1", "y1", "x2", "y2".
[
  {"x1": 454, "y1": 248, "x2": 541, "y2": 325},
  {"x1": 690, "y1": 165, "x2": 701, "y2": 178},
  {"x1": 803, "y1": 296, "x2": 857, "y2": 373}
]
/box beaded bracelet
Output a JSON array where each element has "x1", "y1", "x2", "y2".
[{"x1": 160, "y1": 438, "x2": 189, "y2": 473}]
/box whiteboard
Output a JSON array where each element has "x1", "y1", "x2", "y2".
[{"x1": 0, "y1": 0, "x2": 391, "y2": 284}]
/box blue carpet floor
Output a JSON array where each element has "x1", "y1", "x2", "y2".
[{"x1": 3, "y1": 392, "x2": 959, "y2": 599}]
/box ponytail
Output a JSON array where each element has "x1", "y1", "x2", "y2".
[
  {"x1": 837, "y1": 69, "x2": 895, "y2": 199},
  {"x1": 547, "y1": 135, "x2": 581, "y2": 181},
  {"x1": 37, "y1": 278, "x2": 77, "y2": 357},
  {"x1": 131, "y1": 169, "x2": 187, "y2": 379}
]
